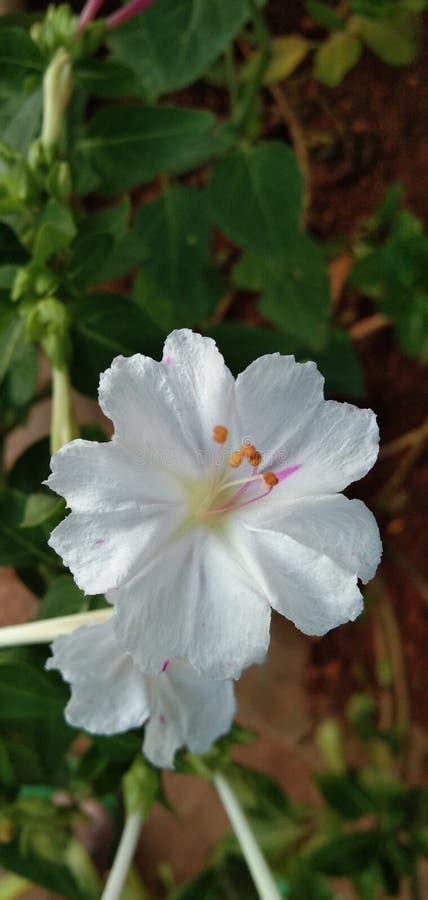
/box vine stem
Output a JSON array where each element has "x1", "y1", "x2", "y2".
[
  {"x1": 101, "y1": 811, "x2": 142, "y2": 900},
  {"x1": 50, "y1": 367, "x2": 79, "y2": 454},
  {"x1": 0, "y1": 609, "x2": 112, "y2": 648},
  {"x1": 213, "y1": 773, "x2": 282, "y2": 900}
]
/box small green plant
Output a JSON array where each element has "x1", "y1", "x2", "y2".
[
  {"x1": 241, "y1": 0, "x2": 427, "y2": 90},
  {"x1": 350, "y1": 185, "x2": 428, "y2": 364}
]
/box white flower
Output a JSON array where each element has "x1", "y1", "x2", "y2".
[
  {"x1": 46, "y1": 329, "x2": 381, "y2": 679},
  {"x1": 47, "y1": 618, "x2": 236, "y2": 769}
]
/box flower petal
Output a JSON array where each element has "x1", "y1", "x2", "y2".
[
  {"x1": 45, "y1": 439, "x2": 185, "y2": 513},
  {"x1": 112, "y1": 527, "x2": 271, "y2": 679},
  {"x1": 48, "y1": 504, "x2": 183, "y2": 594},
  {"x1": 240, "y1": 526, "x2": 364, "y2": 636},
  {"x1": 240, "y1": 494, "x2": 381, "y2": 584},
  {"x1": 235, "y1": 354, "x2": 324, "y2": 469},
  {"x1": 46, "y1": 620, "x2": 150, "y2": 734},
  {"x1": 235, "y1": 354, "x2": 378, "y2": 493},
  {"x1": 98, "y1": 330, "x2": 236, "y2": 477},
  {"x1": 143, "y1": 660, "x2": 236, "y2": 768},
  {"x1": 162, "y1": 329, "x2": 237, "y2": 452}
]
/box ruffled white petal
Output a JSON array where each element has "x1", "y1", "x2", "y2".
[
  {"x1": 239, "y1": 494, "x2": 381, "y2": 584},
  {"x1": 143, "y1": 660, "x2": 236, "y2": 769},
  {"x1": 235, "y1": 355, "x2": 325, "y2": 469},
  {"x1": 48, "y1": 503, "x2": 183, "y2": 594},
  {"x1": 47, "y1": 622, "x2": 236, "y2": 767},
  {"x1": 46, "y1": 620, "x2": 150, "y2": 734},
  {"x1": 235, "y1": 354, "x2": 379, "y2": 493},
  {"x1": 112, "y1": 527, "x2": 271, "y2": 680},
  {"x1": 162, "y1": 330, "x2": 238, "y2": 453},
  {"x1": 241, "y1": 526, "x2": 364, "y2": 636},
  {"x1": 98, "y1": 330, "x2": 236, "y2": 477},
  {"x1": 45, "y1": 439, "x2": 185, "y2": 512}
]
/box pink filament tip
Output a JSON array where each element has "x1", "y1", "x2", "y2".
[
  {"x1": 275, "y1": 464, "x2": 301, "y2": 481},
  {"x1": 159, "y1": 714, "x2": 166, "y2": 725},
  {"x1": 106, "y1": 0, "x2": 154, "y2": 29},
  {"x1": 77, "y1": 0, "x2": 106, "y2": 33},
  {"x1": 164, "y1": 355, "x2": 173, "y2": 367},
  {"x1": 95, "y1": 538, "x2": 105, "y2": 545},
  {"x1": 161, "y1": 659, "x2": 170, "y2": 672}
]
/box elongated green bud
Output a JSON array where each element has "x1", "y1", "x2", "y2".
[{"x1": 41, "y1": 48, "x2": 73, "y2": 149}]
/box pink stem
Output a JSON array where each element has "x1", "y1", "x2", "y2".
[
  {"x1": 78, "y1": 0, "x2": 106, "y2": 33},
  {"x1": 106, "y1": 0, "x2": 154, "y2": 29}
]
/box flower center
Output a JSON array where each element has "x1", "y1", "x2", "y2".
[{"x1": 186, "y1": 425, "x2": 301, "y2": 527}]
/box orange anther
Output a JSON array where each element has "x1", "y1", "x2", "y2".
[
  {"x1": 263, "y1": 472, "x2": 278, "y2": 487},
  {"x1": 240, "y1": 442, "x2": 257, "y2": 459},
  {"x1": 213, "y1": 425, "x2": 229, "y2": 444},
  {"x1": 249, "y1": 451, "x2": 262, "y2": 467},
  {"x1": 229, "y1": 451, "x2": 242, "y2": 468}
]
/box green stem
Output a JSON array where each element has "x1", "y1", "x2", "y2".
[
  {"x1": 213, "y1": 773, "x2": 281, "y2": 900},
  {"x1": 50, "y1": 367, "x2": 79, "y2": 454},
  {"x1": 101, "y1": 811, "x2": 142, "y2": 900},
  {"x1": 0, "y1": 609, "x2": 112, "y2": 648}
]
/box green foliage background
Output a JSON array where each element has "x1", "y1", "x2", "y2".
[{"x1": 0, "y1": 0, "x2": 427, "y2": 896}]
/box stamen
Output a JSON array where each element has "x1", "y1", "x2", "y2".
[
  {"x1": 229, "y1": 450, "x2": 242, "y2": 468},
  {"x1": 249, "y1": 451, "x2": 262, "y2": 468},
  {"x1": 240, "y1": 442, "x2": 257, "y2": 459},
  {"x1": 213, "y1": 425, "x2": 229, "y2": 444},
  {"x1": 161, "y1": 659, "x2": 170, "y2": 673},
  {"x1": 263, "y1": 472, "x2": 279, "y2": 487}
]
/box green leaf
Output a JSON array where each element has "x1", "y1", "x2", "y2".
[
  {"x1": 70, "y1": 292, "x2": 164, "y2": 397},
  {"x1": 234, "y1": 235, "x2": 330, "y2": 349},
  {"x1": 37, "y1": 575, "x2": 105, "y2": 620},
  {"x1": 0, "y1": 224, "x2": 28, "y2": 266},
  {"x1": 314, "y1": 32, "x2": 362, "y2": 86},
  {"x1": 312, "y1": 328, "x2": 363, "y2": 396},
  {"x1": 0, "y1": 662, "x2": 65, "y2": 720},
  {"x1": 8, "y1": 437, "x2": 51, "y2": 493},
  {"x1": 67, "y1": 233, "x2": 114, "y2": 290},
  {"x1": 351, "y1": 13, "x2": 422, "y2": 65},
  {"x1": 305, "y1": 1, "x2": 345, "y2": 30},
  {"x1": 208, "y1": 323, "x2": 362, "y2": 396},
  {"x1": 263, "y1": 36, "x2": 312, "y2": 84},
  {"x1": 207, "y1": 323, "x2": 294, "y2": 374},
  {"x1": 316, "y1": 771, "x2": 375, "y2": 819},
  {"x1": 75, "y1": 105, "x2": 234, "y2": 195},
  {"x1": 2, "y1": 339, "x2": 37, "y2": 408},
  {"x1": 209, "y1": 142, "x2": 303, "y2": 255},
  {"x1": 0, "y1": 315, "x2": 24, "y2": 385},
  {"x1": 20, "y1": 493, "x2": 64, "y2": 528},
  {"x1": 133, "y1": 185, "x2": 223, "y2": 330},
  {"x1": 33, "y1": 200, "x2": 76, "y2": 267},
  {"x1": 169, "y1": 857, "x2": 258, "y2": 900},
  {"x1": 68, "y1": 199, "x2": 133, "y2": 288},
  {"x1": 0, "y1": 28, "x2": 43, "y2": 89},
  {"x1": 310, "y1": 830, "x2": 381, "y2": 876},
  {"x1": 108, "y1": 0, "x2": 267, "y2": 100},
  {"x1": 0, "y1": 489, "x2": 57, "y2": 568},
  {"x1": 0, "y1": 835, "x2": 100, "y2": 900},
  {"x1": 75, "y1": 59, "x2": 139, "y2": 98},
  {"x1": 2, "y1": 87, "x2": 43, "y2": 153}
]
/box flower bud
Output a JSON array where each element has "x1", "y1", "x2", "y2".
[{"x1": 41, "y1": 49, "x2": 73, "y2": 149}]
